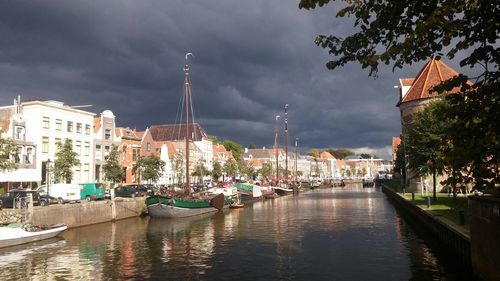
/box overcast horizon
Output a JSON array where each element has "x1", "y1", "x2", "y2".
[{"x1": 0, "y1": 1, "x2": 479, "y2": 160}]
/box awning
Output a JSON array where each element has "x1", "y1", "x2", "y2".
[{"x1": 0, "y1": 168, "x2": 41, "y2": 182}]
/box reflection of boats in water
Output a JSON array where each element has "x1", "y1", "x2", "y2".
[
  {"x1": 0, "y1": 223, "x2": 67, "y2": 249},
  {"x1": 147, "y1": 213, "x2": 216, "y2": 235}
]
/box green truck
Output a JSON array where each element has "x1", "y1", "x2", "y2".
[{"x1": 80, "y1": 182, "x2": 106, "y2": 201}]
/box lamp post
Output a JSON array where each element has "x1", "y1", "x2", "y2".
[
  {"x1": 274, "y1": 115, "x2": 280, "y2": 184},
  {"x1": 46, "y1": 159, "x2": 52, "y2": 198},
  {"x1": 284, "y1": 104, "x2": 289, "y2": 182},
  {"x1": 295, "y1": 137, "x2": 299, "y2": 181}
]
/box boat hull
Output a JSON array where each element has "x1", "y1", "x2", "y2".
[
  {"x1": 147, "y1": 203, "x2": 219, "y2": 218},
  {"x1": 273, "y1": 186, "x2": 294, "y2": 196},
  {"x1": 0, "y1": 224, "x2": 67, "y2": 249}
]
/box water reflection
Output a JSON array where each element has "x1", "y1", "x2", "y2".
[{"x1": 0, "y1": 185, "x2": 472, "y2": 280}]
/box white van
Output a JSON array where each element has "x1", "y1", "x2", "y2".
[{"x1": 37, "y1": 184, "x2": 81, "y2": 204}]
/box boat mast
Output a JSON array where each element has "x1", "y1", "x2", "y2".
[
  {"x1": 184, "y1": 53, "x2": 193, "y2": 195},
  {"x1": 284, "y1": 104, "x2": 289, "y2": 182},
  {"x1": 274, "y1": 115, "x2": 280, "y2": 183}
]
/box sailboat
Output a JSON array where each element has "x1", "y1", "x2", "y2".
[
  {"x1": 146, "y1": 53, "x2": 230, "y2": 218},
  {"x1": 271, "y1": 109, "x2": 294, "y2": 196}
]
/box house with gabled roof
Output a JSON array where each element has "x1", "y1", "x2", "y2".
[
  {"x1": 141, "y1": 123, "x2": 212, "y2": 185},
  {"x1": 396, "y1": 56, "x2": 471, "y2": 191},
  {"x1": 115, "y1": 127, "x2": 142, "y2": 184}
]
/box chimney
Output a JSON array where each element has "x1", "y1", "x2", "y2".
[{"x1": 244, "y1": 147, "x2": 248, "y2": 153}]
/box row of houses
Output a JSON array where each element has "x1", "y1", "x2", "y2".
[{"x1": 0, "y1": 97, "x2": 392, "y2": 191}]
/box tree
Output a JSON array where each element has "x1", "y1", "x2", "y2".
[
  {"x1": 248, "y1": 143, "x2": 257, "y2": 149},
  {"x1": 308, "y1": 149, "x2": 320, "y2": 158},
  {"x1": 54, "y1": 139, "x2": 80, "y2": 183},
  {"x1": 300, "y1": 0, "x2": 499, "y2": 190},
  {"x1": 223, "y1": 139, "x2": 244, "y2": 161},
  {"x1": 406, "y1": 100, "x2": 449, "y2": 201},
  {"x1": 223, "y1": 158, "x2": 238, "y2": 179},
  {"x1": 259, "y1": 162, "x2": 273, "y2": 178},
  {"x1": 0, "y1": 138, "x2": 18, "y2": 172},
  {"x1": 171, "y1": 150, "x2": 184, "y2": 186},
  {"x1": 327, "y1": 148, "x2": 354, "y2": 160},
  {"x1": 212, "y1": 160, "x2": 223, "y2": 181},
  {"x1": 102, "y1": 145, "x2": 123, "y2": 185},
  {"x1": 393, "y1": 143, "x2": 406, "y2": 188},
  {"x1": 135, "y1": 155, "x2": 165, "y2": 184},
  {"x1": 192, "y1": 160, "x2": 209, "y2": 184}
]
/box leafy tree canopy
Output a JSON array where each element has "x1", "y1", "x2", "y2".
[
  {"x1": 135, "y1": 155, "x2": 165, "y2": 184},
  {"x1": 103, "y1": 145, "x2": 123, "y2": 184},
  {"x1": 54, "y1": 139, "x2": 80, "y2": 183},
  {"x1": 248, "y1": 143, "x2": 257, "y2": 149},
  {"x1": 326, "y1": 148, "x2": 354, "y2": 159},
  {"x1": 308, "y1": 149, "x2": 320, "y2": 158},
  {"x1": 0, "y1": 138, "x2": 18, "y2": 172},
  {"x1": 222, "y1": 139, "x2": 244, "y2": 161}
]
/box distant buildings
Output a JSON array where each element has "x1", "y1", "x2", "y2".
[{"x1": 1, "y1": 96, "x2": 394, "y2": 192}]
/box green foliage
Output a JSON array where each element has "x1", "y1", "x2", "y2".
[
  {"x1": 192, "y1": 160, "x2": 209, "y2": 183},
  {"x1": 0, "y1": 138, "x2": 18, "y2": 172},
  {"x1": 327, "y1": 148, "x2": 354, "y2": 159},
  {"x1": 135, "y1": 155, "x2": 165, "y2": 184},
  {"x1": 259, "y1": 162, "x2": 273, "y2": 178},
  {"x1": 54, "y1": 139, "x2": 80, "y2": 183},
  {"x1": 208, "y1": 135, "x2": 220, "y2": 144},
  {"x1": 171, "y1": 150, "x2": 184, "y2": 185},
  {"x1": 212, "y1": 160, "x2": 223, "y2": 181},
  {"x1": 223, "y1": 158, "x2": 238, "y2": 178},
  {"x1": 102, "y1": 145, "x2": 123, "y2": 184},
  {"x1": 393, "y1": 143, "x2": 406, "y2": 182},
  {"x1": 300, "y1": 0, "x2": 499, "y2": 191},
  {"x1": 248, "y1": 143, "x2": 257, "y2": 149},
  {"x1": 360, "y1": 153, "x2": 372, "y2": 159},
  {"x1": 308, "y1": 149, "x2": 320, "y2": 158},
  {"x1": 406, "y1": 100, "x2": 448, "y2": 176},
  {"x1": 237, "y1": 159, "x2": 255, "y2": 179},
  {"x1": 222, "y1": 139, "x2": 244, "y2": 161}
]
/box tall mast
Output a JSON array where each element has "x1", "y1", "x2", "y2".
[
  {"x1": 184, "y1": 53, "x2": 193, "y2": 195},
  {"x1": 284, "y1": 104, "x2": 289, "y2": 182},
  {"x1": 274, "y1": 115, "x2": 280, "y2": 182},
  {"x1": 295, "y1": 137, "x2": 299, "y2": 181}
]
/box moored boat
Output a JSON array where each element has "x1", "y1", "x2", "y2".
[
  {"x1": 0, "y1": 223, "x2": 67, "y2": 249},
  {"x1": 272, "y1": 186, "x2": 294, "y2": 196},
  {"x1": 145, "y1": 54, "x2": 225, "y2": 219}
]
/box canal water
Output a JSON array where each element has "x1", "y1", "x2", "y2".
[{"x1": 0, "y1": 185, "x2": 473, "y2": 281}]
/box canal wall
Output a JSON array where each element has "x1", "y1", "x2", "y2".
[
  {"x1": 469, "y1": 195, "x2": 500, "y2": 281},
  {"x1": 30, "y1": 198, "x2": 146, "y2": 228},
  {"x1": 381, "y1": 186, "x2": 472, "y2": 268}
]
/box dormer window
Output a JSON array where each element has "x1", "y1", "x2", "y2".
[
  {"x1": 15, "y1": 126, "x2": 25, "y2": 140},
  {"x1": 105, "y1": 129, "x2": 111, "y2": 140}
]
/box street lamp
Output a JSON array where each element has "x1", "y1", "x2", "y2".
[
  {"x1": 46, "y1": 159, "x2": 52, "y2": 200},
  {"x1": 295, "y1": 137, "x2": 299, "y2": 181}
]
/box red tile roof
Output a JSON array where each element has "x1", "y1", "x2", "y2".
[
  {"x1": 392, "y1": 137, "x2": 401, "y2": 156},
  {"x1": 400, "y1": 78, "x2": 414, "y2": 87},
  {"x1": 319, "y1": 151, "x2": 336, "y2": 159},
  {"x1": 149, "y1": 123, "x2": 208, "y2": 142},
  {"x1": 400, "y1": 57, "x2": 463, "y2": 104}
]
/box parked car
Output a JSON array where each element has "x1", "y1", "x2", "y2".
[
  {"x1": 80, "y1": 182, "x2": 106, "y2": 201},
  {"x1": 36, "y1": 184, "x2": 81, "y2": 204},
  {"x1": 362, "y1": 177, "x2": 374, "y2": 187},
  {"x1": 118, "y1": 184, "x2": 153, "y2": 196},
  {"x1": 0, "y1": 190, "x2": 55, "y2": 208},
  {"x1": 114, "y1": 185, "x2": 140, "y2": 198}
]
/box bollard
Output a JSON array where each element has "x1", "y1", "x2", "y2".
[
  {"x1": 411, "y1": 192, "x2": 415, "y2": 201},
  {"x1": 459, "y1": 210, "x2": 465, "y2": 225},
  {"x1": 427, "y1": 196, "x2": 431, "y2": 208}
]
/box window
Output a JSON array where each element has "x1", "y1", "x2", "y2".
[
  {"x1": 76, "y1": 123, "x2": 82, "y2": 134},
  {"x1": 25, "y1": 147, "x2": 33, "y2": 164},
  {"x1": 15, "y1": 126, "x2": 24, "y2": 140},
  {"x1": 76, "y1": 141, "x2": 81, "y2": 155},
  {"x1": 132, "y1": 148, "x2": 139, "y2": 161},
  {"x1": 147, "y1": 143, "x2": 151, "y2": 152},
  {"x1": 105, "y1": 146, "x2": 110, "y2": 154},
  {"x1": 42, "y1": 117, "x2": 50, "y2": 129},
  {"x1": 67, "y1": 121, "x2": 73, "y2": 132},
  {"x1": 85, "y1": 124, "x2": 91, "y2": 135},
  {"x1": 55, "y1": 119, "x2": 62, "y2": 131},
  {"x1": 84, "y1": 142, "x2": 90, "y2": 156},
  {"x1": 42, "y1": 137, "x2": 49, "y2": 153},
  {"x1": 105, "y1": 129, "x2": 111, "y2": 140},
  {"x1": 96, "y1": 145, "x2": 102, "y2": 158}
]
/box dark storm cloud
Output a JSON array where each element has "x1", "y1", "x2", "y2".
[{"x1": 0, "y1": 0, "x2": 470, "y2": 159}]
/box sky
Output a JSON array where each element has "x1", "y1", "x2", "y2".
[{"x1": 0, "y1": 1, "x2": 476, "y2": 160}]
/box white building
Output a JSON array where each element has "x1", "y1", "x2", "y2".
[
  {"x1": 0, "y1": 98, "x2": 95, "y2": 187},
  {"x1": 93, "y1": 110, "x2": 120, "y2": 182}
]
